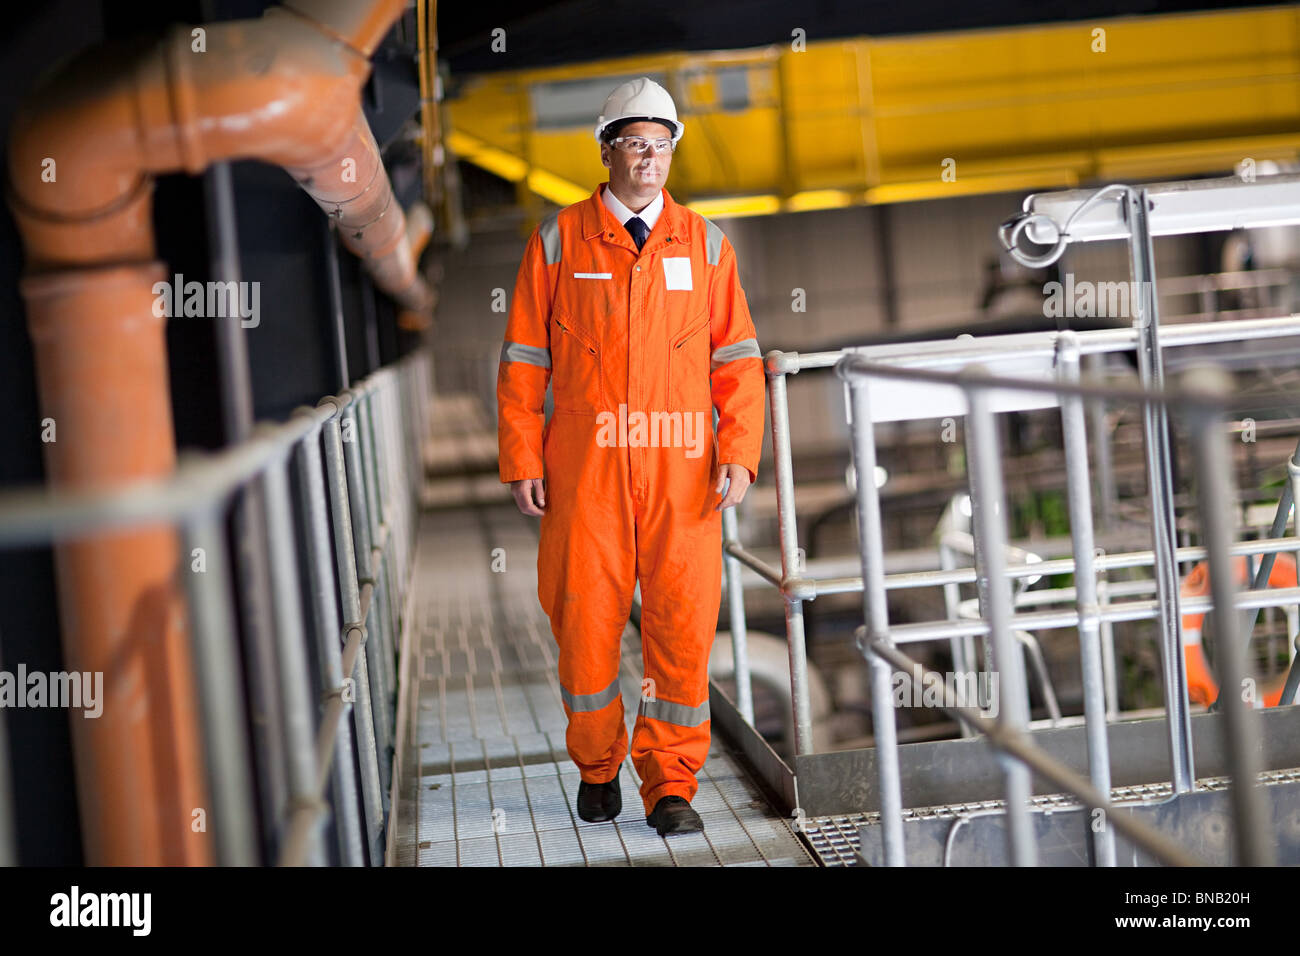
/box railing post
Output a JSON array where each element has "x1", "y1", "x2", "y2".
[
  {"x1": 766, "y1": 353, "x2": 814, "y2": 756},
  {"x1": 297, "y1": 413, "x2": 365, "y2": 867},
  {"x1": 1084, "y1": 353, "x2": 1117, "y2": 532},
  {"x1": 231, "y1": 480, "x2": 288, "y2": 859},
  {"x1": 1056, "y1": 332, "x2": 1117, "y2": 867},
  {"x1": 361, "y1": 385, "x2": 398, "y2": 717},
  {"x1": 325, "y1": 401, "x2": 385, "y2": 864},
  {"x1": 1096, "y1": 558, "x2": 1121, "y2": 720},
  {"x1": 715, "y1": 406, "x2": 754, "y2": 724},
  {"x1": 179, "y1": 510, "x2": 260, "y2": 866},
  {"x1": 1185, "y1": 367, "x2": 1274, "y2": 866},
  {"x1": 964, "y1": 375, "x2": 1037, "y2": 867},
  {"x1": 1126, "y1": 186, "x2": 1196, "y2": 794},
  {"x1": 839, "y1": 363, "x2": 906, "y2": 866},
  {"x1": 354, "y1": 385, "x2": 394, "y2": 812},
  {"x1": 262, "y1": 447, "x2": 326, "y2": 865}
]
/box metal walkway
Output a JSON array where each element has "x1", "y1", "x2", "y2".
[
  {"x1": 804, "y1": 768, "x2": 1300, "y2": 867},
  {"x1": 389, "y1": 443, "x2": 816, "y2": 866}
]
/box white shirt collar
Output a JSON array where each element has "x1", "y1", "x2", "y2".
[{"x1": 601, "y1": 183, "x2": 663, "y2": 232}]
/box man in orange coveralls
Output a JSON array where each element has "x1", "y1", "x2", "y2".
[{"x1": 496, "y1": 77, "x2": 765, "y2": 836}]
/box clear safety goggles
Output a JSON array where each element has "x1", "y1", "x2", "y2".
[{"x1": 610, "y1": 136, "x2": 675, "y2": 155}]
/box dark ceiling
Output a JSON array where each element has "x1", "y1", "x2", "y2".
[{"x1": 438, "y1": 0, "x2": 1295, "y2": 74}]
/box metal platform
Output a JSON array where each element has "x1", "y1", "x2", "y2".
[
  {"x1": 389, "y1": 500, "x2": 817, "y2": 866},
  {"x1": 805, "y1": 768, "x2": 1300, "y2": 867}
]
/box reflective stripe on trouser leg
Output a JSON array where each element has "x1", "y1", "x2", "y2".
[
  {"x1": 537, "y1": 415, "x2": 637, "y2": 785},
  {"x1": 561, "y1": 677, "x2": 621, "y2": 714},
  {"x1": 631, "y1": 433, "x2": 724, "y2": 816}
]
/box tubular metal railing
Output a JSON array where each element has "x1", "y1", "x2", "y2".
[
  {"x1": 718, "y1": 174, "x2": 1300, "y2": 867},
  {"x1": 839, "y1": 357, "x2": 1286, "y2": 867},
  {"x1": 0, "y1": 349, "x2": 432, "y2": 867}
]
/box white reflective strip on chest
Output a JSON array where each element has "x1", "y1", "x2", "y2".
[
  {"x1": 662, "y1": 257, "x2": 692, "y2": 290},
  {"x1": 573, "y1": 272, "x2": 612, "y2": 279}
]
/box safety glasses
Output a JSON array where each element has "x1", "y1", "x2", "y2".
[{"x1": 610, "y1": 136, "x2": 675, "y2": 155}]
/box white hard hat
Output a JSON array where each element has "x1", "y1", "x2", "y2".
[{"x1": 594, "y1": 77, "x2": 683, "y2": 144}]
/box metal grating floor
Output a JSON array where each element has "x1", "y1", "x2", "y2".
[
  {"x1": 390, "y1": 496, "x2": 817, "y2": 867},
  {"x1": 803, "y1": 768, "x2": 1300, "y2": 867}
]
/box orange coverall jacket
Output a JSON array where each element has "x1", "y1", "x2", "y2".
[{"x1": 497, "y1": 182, "x2": 765, "y2": 815}]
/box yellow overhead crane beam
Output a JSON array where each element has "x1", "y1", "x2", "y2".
[{"x1": 444, "y1": 5, "x2": 1300, "y2": 220}]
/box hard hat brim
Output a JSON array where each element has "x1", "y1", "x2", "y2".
[{"x1": 594, "y1": 116, "x2": 683, "y2": 143}]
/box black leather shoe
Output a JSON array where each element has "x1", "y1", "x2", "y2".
[
  {"x1": 645, "y1": 795, "x2": 703, "y2": 836},
  {"x1": 577, "y1": 773, "x2": 621, "y2": 822}
]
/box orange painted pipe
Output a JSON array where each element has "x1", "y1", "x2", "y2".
[
  {"x1": 285, "y1": 0, "x2": 411, "y2": 58},
  {"x1": 287, "y1": 113, "x2": 433, "y2": 311},
  {"x1": 22, "y1": 265, "x2": 211, "y2": 865},
  {"x1": 5, "y1": 0, "x2": 428, "y2": 864},
  {"x1": 8, "y1": 11, "x2": 432, "y2": 307}
]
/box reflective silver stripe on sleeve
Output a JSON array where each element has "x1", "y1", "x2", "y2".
[
  {"x1": 703, "y1": 217, "x2": 726, "y2": 266},
  {"x1": 638, "y1": 695, "x2": 710, "y2": 727},
  {"x1": 561, "y1": 676, "x2": 621, "y2": 713},
  {"x1": 710, "y1": 337, "x2": 761, "y2": 370},
  {"x1": 539, "y1": 211, "x2": 562, "y2": 265},
  {"x1": 500, "y1": 341, "x2": 552, "y2": 368}
]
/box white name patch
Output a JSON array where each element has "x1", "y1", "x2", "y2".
[
  {"x1": 662, "y1": 257, "x2": 693, "y2": 291},
  {"x1": 573, "y1": 272, "x2": 612, "y2": 279}
]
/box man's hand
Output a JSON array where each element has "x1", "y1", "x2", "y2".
[
  {"x1": 714, "y1": 463, "x2": 751, "y2": 511},
  {"x1": 511, "y1": 477, "x2": 546, "y2": 516}
]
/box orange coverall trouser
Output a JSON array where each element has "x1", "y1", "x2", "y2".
[{"x1": 539, "y1": 411, "x2": 722, "y2": 817}]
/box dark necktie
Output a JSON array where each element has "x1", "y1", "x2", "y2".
[{"x1": 625, "y1": 215, "x2": 649, "y2": 251}]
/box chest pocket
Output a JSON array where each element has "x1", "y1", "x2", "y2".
[
  {"x1": 667, "y1": 309, "x2": 712, "y2": 413},
  {"x1": 550, "y1": 311, "x2": 603, "y2": 413}
]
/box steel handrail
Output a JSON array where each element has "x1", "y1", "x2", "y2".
[
  {"x1": 0, "y1": 349, "x2": 433, "y2": 866},
  {"x1": 836, "y1": 351, "x2": 1274, "y2": 867}
]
